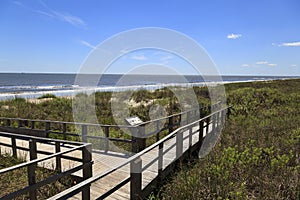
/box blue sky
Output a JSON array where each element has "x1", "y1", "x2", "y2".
[{"x1": 0, "y1": 0, "x2": 299, "y2": 75}]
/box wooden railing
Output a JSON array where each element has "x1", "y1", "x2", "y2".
[
  {"x1": 48, "y1": 106, "x2": 231, "y2": 200},
  {"x1": 0, "y1": 132, "x2": 93, "y2": 200},
  {"x1": 0, "y1": 102, "x2": 221, "y2": 154}
]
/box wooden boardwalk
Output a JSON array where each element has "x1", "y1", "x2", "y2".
[
  {"x1": 0, "y1": 124, "x2": 208, "y2": 199},
  {"x1": 0, "y1": 106, "x2": 229, "y2": 199}
]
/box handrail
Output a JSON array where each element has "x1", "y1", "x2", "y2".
[
  {"x1": 137, "y1": 100, "x2": 222, "y2": 126},
  {"x1": 48, "y1": 106, "x2": 231, "y2": 200},
  {"x1": 0, "y1": 117, "x2": 132, "y2": 128},
  {"x1": 0, "y1": 102, "x2": 223, "y2": 153},
  {"x1": 0, "y1": 142, "x2": 89, "y2": 174},
  {"x1": 0, "y1": 131, "x2": 86, "y2": 146},
  {"x1": 0, "y1": 131, "x2": 93, "y2": 200}
]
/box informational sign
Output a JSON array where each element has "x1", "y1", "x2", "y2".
[{"x1": 125, "y1": 116, "x2": 143, "y2": 126}]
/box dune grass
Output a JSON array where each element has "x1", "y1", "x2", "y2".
[
  {"x1": 154, "y1": 79, "x2": 300, "y2": 199},
  {"x1": 0, "y1": 153, "x2": 74, "y2": 199},
  {"x1": 37, "y1": 93, "x2": 57, "y2": 99}
]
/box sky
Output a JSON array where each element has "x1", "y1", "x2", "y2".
[{"x1": 0, "y1": 0, "x2": 299, "y2": 76}]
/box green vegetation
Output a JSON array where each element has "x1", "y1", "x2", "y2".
[
  {"x1": 0, "y1": 87, "x2": 210, "y2": 150},
  {"x1": 0, "y1": 96, "x2": 73, "y2": 122},
  {"x1": 0, "y1": 86, "x2": 211, "y2": 126},
  {"x1": 0, "y1": 153, "x2": 74, "y2": 199},
  {"x1": 38, "y1": 93, "x2": 57, "y2": 99},
  {"x1": 156, "y1": 79, "x2": 300, "y2": 199}
]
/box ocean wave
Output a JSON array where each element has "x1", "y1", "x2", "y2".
[
  {"x1": 0, "y1": 82, "x2": 211, "y2": 100},
  {"x1": 0, "y1": 84, "x2": 79, "y2": 92},
  {"x1": 0, "y1": 76, "x2": 297, "y2": 100}
]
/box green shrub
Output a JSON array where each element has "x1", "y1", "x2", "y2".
[
  {"x1": 158, "y1": 79, "x2": 300, "y2": 200},
  {"x1": 38, "y1": 93, "x2": 57, "y2": 99}
]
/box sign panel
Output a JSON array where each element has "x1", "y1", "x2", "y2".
[{"x1": 125, "y1": 116, "x2": 143, "y2": 126}]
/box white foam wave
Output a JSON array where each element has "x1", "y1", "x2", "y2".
[{"x1": 0, "y1": 77, "x2": 289, "y2": 100}]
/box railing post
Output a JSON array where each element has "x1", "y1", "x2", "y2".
[
  {"x1": 156, "y1": 121, "x2": 160, "y2": 142},
  {"x1": 199, "y1": 120, "x2": 204, "y2": 144},
  {"x1": 45, "y1": 122, "x2": 50, "y2": 138},
  {"x1": 227, "y1": 107, "x2": 231, "y2": 118},
  {"x1": 199, "y1": 107, "x2": 204, "y2": 118},
  {"x1": 62, "y1": 123, "x2": 67, "y2": 141},
  {"x1": 11, "y1": 136, "x2": 17, "y2": 158},
  {"x1": 131, "y1": 126, "x2": 146, "y2": 153},
  {"x1": 55, "y1": 141, "x2": 61, "y2": 172},
  {"x1": 18, "y1": 119, "x2": 22, "y2": 128},
  {"x1": 130, "y1": 156, "x2": 142, "y2": 200},
  {"x1": 6, "y1": 119, "x2": 11, "y2": 127},
  {"x1": 104, "y1": 126, "x2": 109, "y2": 152},
  {"x1": 81, "y1": 125, "x2": 88, "y2": 143},
  {"x1": 28, "y1": 139, "x2": 37, "y2": 200},
  {"x1": 194, "y1": 119, "x2": 204, "y2": 157},
  {"x1": 82, "y1": 144, "x2": 92, "y2": 200},
  {"x1": 24, "y1": 120, "x2": 29, "y2": 127},
  {"x1": 168, "y1": 116, "x2": 174, "y2": 134},
  {"x1": 216, "y1": 110, "x2": 220, "y2": 130},
  {"x1": 188, "y1": 124, "x2": 193, "y2": 152},
  {"x1": 158, "y1": 143, "x2": 163, "y2": 185},
  {"x1": 212, "y1": 114, "x2": 216, "y2": 133},
  {"x1": 205, "y1": 117, "x2": 210, "y2": 134},
  {"x1": 186, "y1": 111, "x2": 190, "y2": 125},
  {"x1": 176, "y1": 130, "x2": 183, "y2": 159},
  {"x1": 221, "y1": 109, "x2": 226, "y2": 128},
  {"x1": 193, "y1": 109, "x2": 197, "y2": 121},
  {"x1": 208, "y1": 104, "x2": 212, "y2": 114},
  {"x1": 31, "y1": 121, "x2": 35, "y2": 129}
]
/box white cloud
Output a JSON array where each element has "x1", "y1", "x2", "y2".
[
  {"x1": 256, "y1": 61, "x2": 268, "y2": 65},
  {"x1": 79, "y1": 40, "x2": 97, "y2": 49},
  {"x1": 36, "y1": 10, "x2": 55, "y2": 18},
  {"x1": 268, "y1": 63, "x2": 277, "y2": 67},
  {"x1": 227, "y1": 33, "x2": 242, "y2": 39},
  {"x1": 291, "y1": 64, "x2": 297, "y2": 67},
  {"x1": 131, "y1": 55, "x2": 147, "y2": 61},
  {"x1": 13, "y1": 1, "x2": 86, "y2": 28},
  {"x1": 242, "y1": 64, "x2": 249, "y2": 67},
  {"x1": 52, "y1": 11, "x2": 86, "y2": 27},
  {"x1": 255, "y1": 61, "x2": 277, "y2": 67},
  {"x1": 280, "y1": 41, "x2": 300, "y2": 47}
]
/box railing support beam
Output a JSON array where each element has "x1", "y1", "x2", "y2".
[
  {"x1": 28, "y1": 139, "x2": 37, "y2": 200},
  {"x1": 131, "y1": 126, "x2": 146, "y2": 153},
  {"x1": 11, "y1": 136, "x2": 17, "y2": 158},
  {"x1": 55, "y1": 141, "x2": 62, "y2": 172},
  {"x1": 82, "y1": 144, "x2": 92, "y2": 200},
  {"x1": 130, "y1": 157, "x2": 142, "y2": 200}
]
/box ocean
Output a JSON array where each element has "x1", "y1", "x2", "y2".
[{"x1": 0, "y1": 73, "x2": 298, "y2": 100}]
